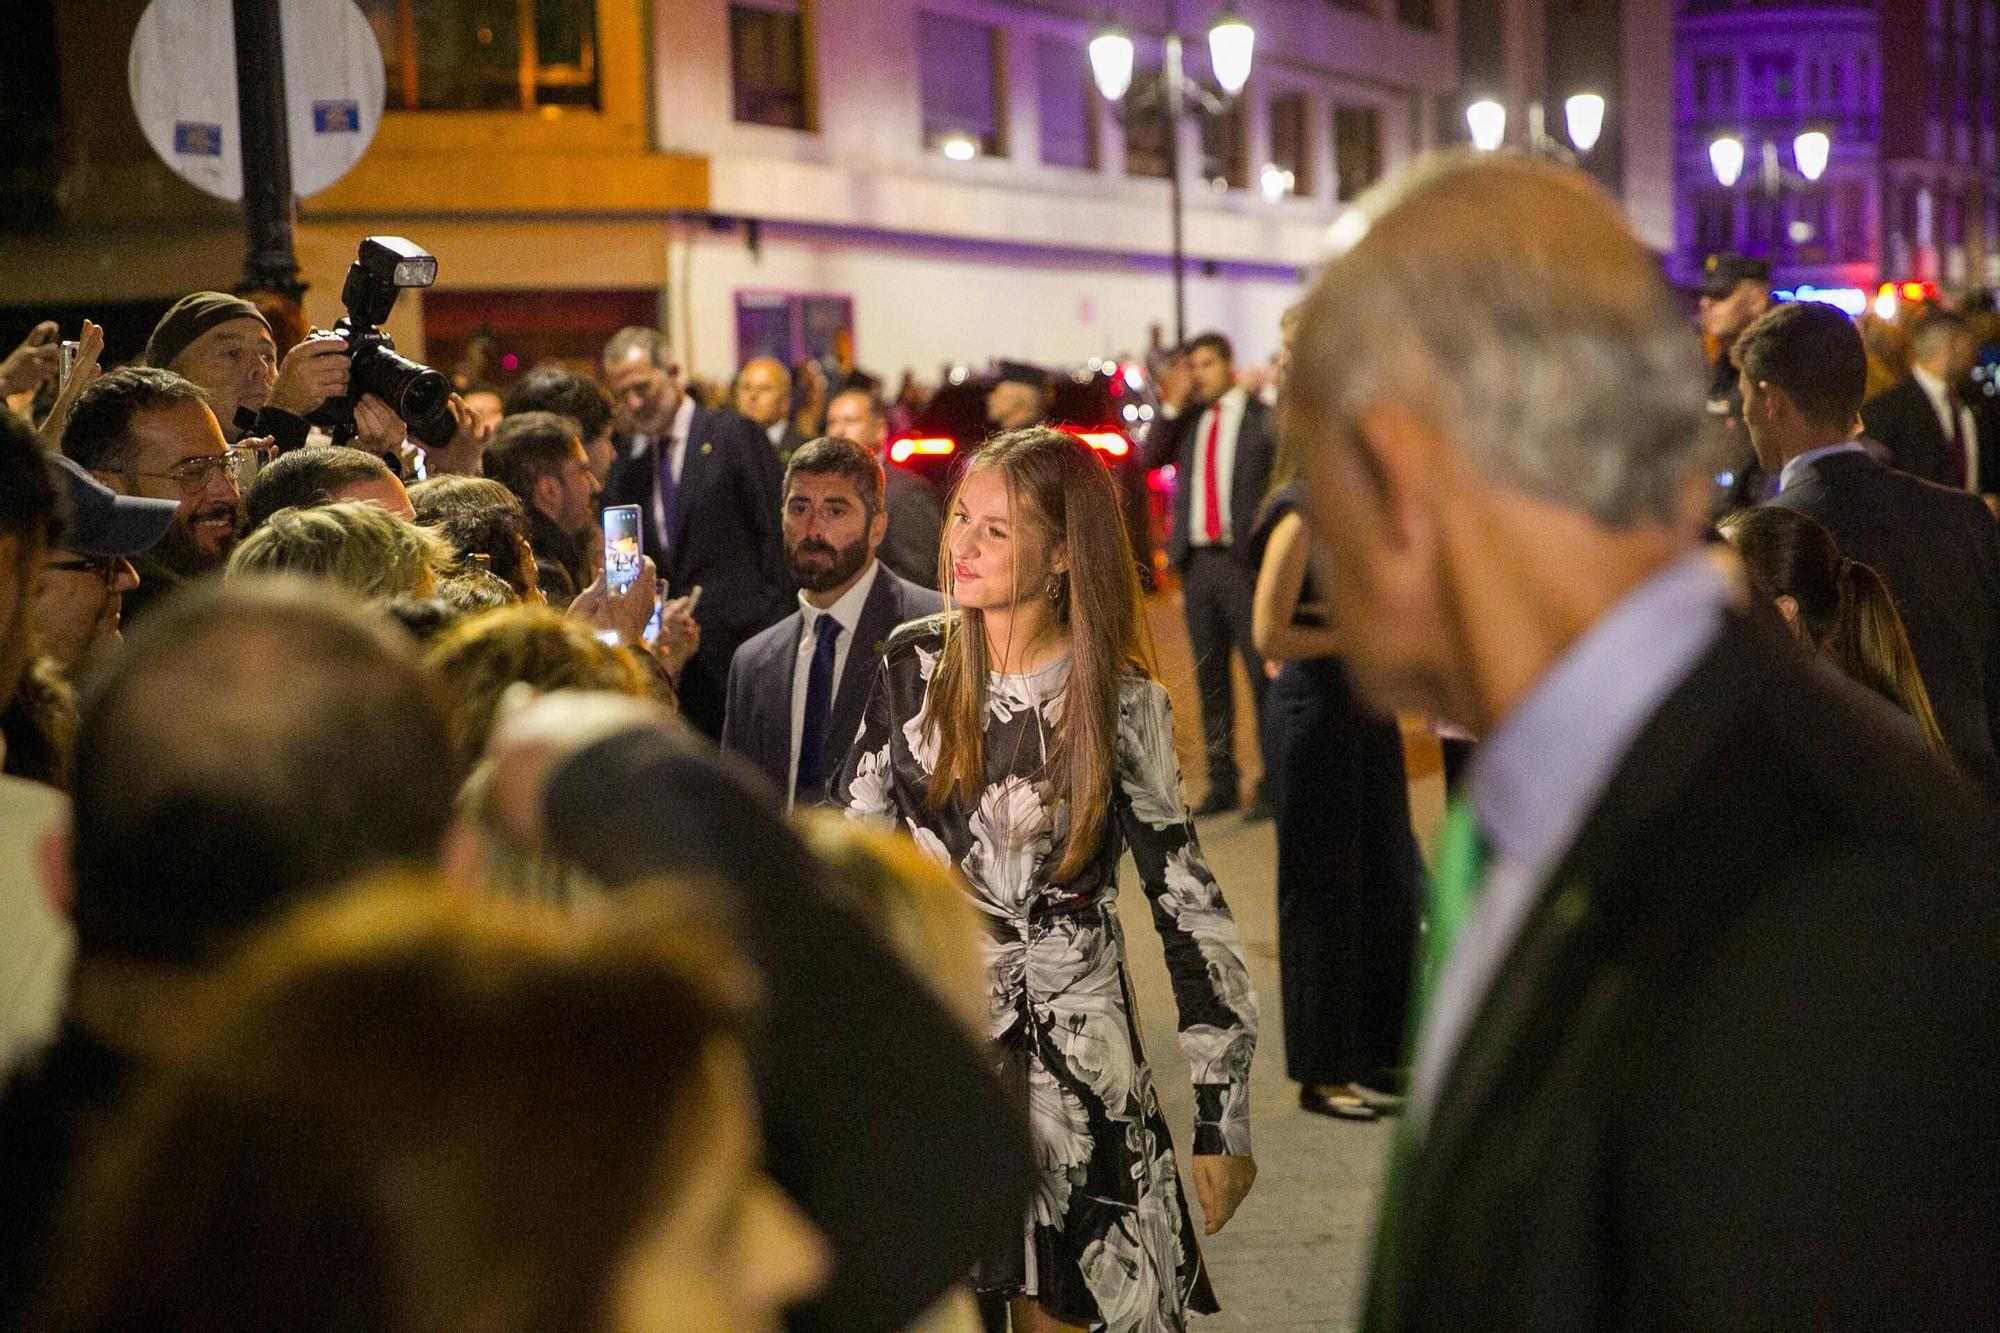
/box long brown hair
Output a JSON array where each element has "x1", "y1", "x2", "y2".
[
  {"x1": 1719, "y1": 506, "x2": 1947, "y2": 755},
  {"x1": 927, "y1": 428, "x2": 1153, "y2": 881}
]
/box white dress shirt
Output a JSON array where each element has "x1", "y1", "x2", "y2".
[
  {"x1": 787, "y1": 559, "x2": 881, "y2": 807},
  {"x1": 1913, "y1": 364, "x2": 1979, "y2": 490},
  {"x1": 1186, "y1": 386, "x2": 1249, "y2": 546}
]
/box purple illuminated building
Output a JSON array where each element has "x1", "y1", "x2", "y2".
[{"x1": 1675, "y1": 0, "x2": 2000, "y2": 292}]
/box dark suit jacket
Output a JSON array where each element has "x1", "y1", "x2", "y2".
[
  {"x1": 542, "y1": 729, "x2": 1031, "y2": 1333},
  {"x1": 1142, "y1": 392, "x2": 1278, "y2": 569},
  {"x1": 1767, "y1": 448, "x2": 2000, "y2": 782},
  {"x1": 720, "y1": 565, "x2": 942, "y2": 799},
  {"x1": 771, "y1": 421, "x2": 808, "y2": 463},
  {"x1": 1367, "y1": 606, "x2": 2000, "y2": 1331},
  {"x1": 1862, "y1": 375, "x2": 1965, "y2": 488},
  {"x1": 879, "y1": 464, "x2": 942, "y2": 590},
  {"x1": 605, "y1": 404, "x2": 790, "y2": 737}
]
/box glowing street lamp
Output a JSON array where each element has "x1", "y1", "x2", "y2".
[
  {"x1": 1089, "y1": 8, "x2": 1255, "y2": 346},
  {"x1": 1710, "y1": 134, "x2": 1746, "y2": 188},
  {"x1": 1088, "y1": 28, "x2": 1135, "y2": 102},
  {"x1": 1466, "y1": 99, "x2": 1507, "y2": 152},
  {"x1": 1565, "y1": 93, "x2": 1605, "y2": 155},
  {"x1": 940, "y1": 134, "x2": 978, "y2": 162},
  {"x1": 1793, "y1": 130, "x2": 1830, "y2": 183},
  {"x1": 1207, "y1": 9, "x2": 1255, "y2": 96}
]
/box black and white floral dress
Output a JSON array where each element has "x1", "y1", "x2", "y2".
[{"x1": 833, "y1": 619, "x2": 1258, "y2": 1332}]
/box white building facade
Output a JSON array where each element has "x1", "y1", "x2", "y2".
[{"x1": 653, "y1": 0, "x2": 1461, "y2": 383}]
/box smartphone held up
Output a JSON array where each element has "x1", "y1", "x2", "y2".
[{"x1": 602, "y1": 505, "x2": 643, "y2": 595}]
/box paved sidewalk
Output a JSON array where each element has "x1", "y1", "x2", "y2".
[{"x1": 1115, "y1": 812, "x2": 1387, "y2": 1333}]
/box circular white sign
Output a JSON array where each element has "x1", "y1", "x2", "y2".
[{"x1": 129, "y1": 0, "x2": 384, "y2": 202}]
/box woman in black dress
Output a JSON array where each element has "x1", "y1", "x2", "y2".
[
  {"x1": 1249, "y1": 445, "x2": 1422, "y2": 1122},
  {"x1": 835, "y1": 428, "x2": 1258, "y2": 1333}
]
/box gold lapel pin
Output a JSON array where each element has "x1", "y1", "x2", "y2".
[{"x1": 700, "y1": 441, "x2": 713, "y2": 455}]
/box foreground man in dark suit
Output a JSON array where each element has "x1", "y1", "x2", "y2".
[
  {"x1": 1288, "y1": 151, "x2": 1998, "y2": 1331},
  {"x1": 1745, "y1": 302, "x2": 2000, "y2": 785},
  {"x1": 723, "y1": 436, "x2": 941, "y2": 804},
  {"x1": 602, "y1": 327, "x2": 790, "y2": 738}
]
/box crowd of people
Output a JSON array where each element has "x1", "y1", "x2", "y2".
[{"x1": 0, "y1": 143, "x2": 1997, "y2": 1333}]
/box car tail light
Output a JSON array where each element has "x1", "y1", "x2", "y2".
[
  {"x1": 1067, "y1": 429, "x2": 1130, "y2": 458},
  {"x1": 890, "y1": 436, "x2": 957, "y2": 464}
]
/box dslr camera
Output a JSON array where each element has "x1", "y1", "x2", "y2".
[{"x1": 308, "y1": 236, "x2": 456, "y2": 449}]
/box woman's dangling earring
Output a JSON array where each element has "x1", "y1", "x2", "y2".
[{"x1": 1047, "y1": 570, "x2": 1067, "y2": 619}]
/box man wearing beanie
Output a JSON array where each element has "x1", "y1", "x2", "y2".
[{"x1": 144, "y1": 291, "x2": 363, "y2": 453}]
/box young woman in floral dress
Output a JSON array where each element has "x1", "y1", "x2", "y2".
[{"x1": 835, "y1": 428, "x2": 1258, "y2": 1332}]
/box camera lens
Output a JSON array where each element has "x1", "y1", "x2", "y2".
[{"x1": 351, "y1": 342, "x2": 455, "y2": 447}]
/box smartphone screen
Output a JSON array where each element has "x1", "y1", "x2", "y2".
[{"x1": 602, "y1": 505, "x2": 643, "y2": 595}]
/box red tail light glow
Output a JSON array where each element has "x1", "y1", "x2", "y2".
[
  {"x1": 890, "y1": 436, "x2": 957, "y2": 464},
  {"x1": 1071, "y1": 430, "x2": 1130, "y2": 458}
]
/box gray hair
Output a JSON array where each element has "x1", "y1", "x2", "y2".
[
  {"x1": 603, "y1": 326, "x2": 672, "y2": 370},
  {"x1": 1295, "y1": 151, "x2": 1709, "y2": 527}
]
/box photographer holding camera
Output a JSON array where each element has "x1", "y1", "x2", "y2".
[{"x1": 142, "y1": 291, "x2": 408, "y2": 457}]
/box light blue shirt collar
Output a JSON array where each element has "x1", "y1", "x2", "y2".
[
  {"x1": 1778, "y1": 441, "x2": 1869, "y2": 494},
  {"x1": 1410, "y1": 551, "x2": 1735, "y2": 1126},
  {"x1": 1467, "y1": 551, "x2": 1735, "y2": 891}
]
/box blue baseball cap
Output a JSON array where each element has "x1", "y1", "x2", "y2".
[{"x1": 49, "y1": 454, "x2": 177, "y2": 558}]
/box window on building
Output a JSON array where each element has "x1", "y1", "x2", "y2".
[
  {"x1": 1790, "y1": 188, "x2": 1831, "y2": 262},
  {"x1": 1695, "y1": 189, "x2": 1734, "y2": 256},
  {"x1": 1747, "y1": 52, "x2": 1796, "y2": 114},
  {"x1": 362, "y1": 0, "x2": 599, "y2": 112},
  {"x1": 1693, "y1": 56, "x2": 1737, "y2": 112},
  {"x1": 735, "y1": 292, "x2": 854, "y2": 369},
  {"x1": 1831, "y1": 59, "x2": 1845, "y2": 104},
  {"x1": 1746, "y1": 196, "x2": 1778, "y2": 251},
  {"x1": 728, "y1": 2, "x2": 811, "y2": 129},
  {"x1": 1395, "y1": 0, "x2": 1438, "y2": 30},
  {"x1": 1838, "y1": 181, "x2": 1868, "y2": 262},
  {"x1": 1199, "y1": 94, "x2": 1248, "y2": 190},
  {"x1": 1267, "y1": 90, "x2": 1311, "y2": 196},
  {"x1": 1124, "y1": 65, "x2": 1172, "y2": 178},
  {"x1": 1036, "y1": 34, "x2": 1096, "y2": 169},
  {"x1": 1333, "y1": 103, "x2": 1382, "y2": 202},
  {"x1": 918, "y1": 11, "x2": 1005, "y2": 156},
  {"x1": 1807, "y1": 61, "x2": 1822, "y2": 104}
]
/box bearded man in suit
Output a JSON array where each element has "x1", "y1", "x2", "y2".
[{"x1": 722, "y1": 436, "x2": 940, "y2": 804}]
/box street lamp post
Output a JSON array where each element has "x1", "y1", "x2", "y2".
[
  {"x1": 1091, "y1": 7, "x2": 1254, "y2": 347},
  {"x1": 1468, "y1": 92, "x2": 1609, "y2": 162},
  {"x1": 1708, "y1": 130, "x2": 1832, "y2": 266}
]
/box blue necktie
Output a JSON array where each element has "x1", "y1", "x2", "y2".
[{"x1": 794, "y1": 614, "x2": 842, "y2": 805}]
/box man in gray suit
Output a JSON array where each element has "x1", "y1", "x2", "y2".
[{"x1": 723, "y1": 436, "x2": 942, "y2": 805}]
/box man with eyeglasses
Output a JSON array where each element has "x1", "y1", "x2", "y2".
[
  {"x1": 59, "y1": 367, "x2": 264, "y2": 627},
  {"x1": 32, "y1": 457, "x2": 176, "y2": 676}
]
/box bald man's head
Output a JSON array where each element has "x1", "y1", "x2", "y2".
[
  {"x1": 69, "y1": 577, "x2": 457, "y2": 966},
  {"x1": 735, "y1": 357, "x2": 794, "y2": 430}
]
